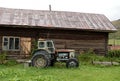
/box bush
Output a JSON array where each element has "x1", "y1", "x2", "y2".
[
  {"x1": 31, "y1": 40, "x2": 38, "y2": 56},
  {"x1": 107, "y1": 50, "x2": 120, "y2": 58},
  {"x1": 95, "y1": 56, "x2": 108, "y2": 62},
  {"x1": 78, "y1": 49, "x2": 120, "y2": 64},
  {"x1": 0, "y1": 51, "x2": 7, "y2": 64},
  {"x1": 78, "y1": 49, "x2": 97, "y2": 64}
]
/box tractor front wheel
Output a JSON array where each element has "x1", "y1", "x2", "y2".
[{"x1": 66, "y1": 58, "x2": 79, "y2": 68}]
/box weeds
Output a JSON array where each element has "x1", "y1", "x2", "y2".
[
  {"x1": 5, "y1": 59, "x2": 18, "y2": 66},
  {"x1": 107, "y1": 50, "x2": 120, "y2": 58},
  {"x1": 0, "y1": 51, "x2": 7, "y2": 64}
]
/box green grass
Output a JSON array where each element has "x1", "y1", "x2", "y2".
[
  {"x1": 0, "y1": 64, "x2": 120, "y2": 81},
  {"x1": 109, "y1": 39, "x2": 120, "y2": 45}
]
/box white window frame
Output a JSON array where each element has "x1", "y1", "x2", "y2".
[{"x1": 2, "y1": 36, "x2": 20, "y2": 51}]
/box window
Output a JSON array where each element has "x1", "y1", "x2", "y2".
[
  {"x1": 47, "y1": 41, "x2": 53, "y2": 48},
  {"x1": 38, "y1": 42, "x2": 45, "y2": 48},
  {"x1": 3, "y1": 36, "x2": 20, "y2": 51}
]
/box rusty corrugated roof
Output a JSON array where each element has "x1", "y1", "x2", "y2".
[{"x1": 0, "y1": 7, "x2": 117, "y2": 32}]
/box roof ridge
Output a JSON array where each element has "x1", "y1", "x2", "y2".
[{"x1": 0, "y1": 7, "x2": 103, "y2": 15}]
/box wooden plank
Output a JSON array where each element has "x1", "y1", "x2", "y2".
[
  {"x1": 20, "y1": 37, "x2": 31, "y2": 56},
  {"x1": 52, "y1": 39, "x2": 105, "y2": 48},
  {"x1": 51, "y1": 37, "x2": 106, "y2": 54}
]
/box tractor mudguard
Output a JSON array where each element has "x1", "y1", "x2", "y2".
[{"x1": 32, "y1": 49, "x2": 49, "y2": 56}]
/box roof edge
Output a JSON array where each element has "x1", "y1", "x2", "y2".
[{"x1": 0, "y1": 24, "x2": 117, "y2": 33}]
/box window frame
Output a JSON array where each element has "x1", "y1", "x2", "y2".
[{"x1": 2, "y1": 36, "x2": 20, "y2": 51}]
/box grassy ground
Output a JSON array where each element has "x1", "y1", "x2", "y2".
[
  {"x1": 109, "y1": 39, "x2": 120, "y2": 45},
  {"x1": 0, "y1": 63, "x2": 120, "y2": 81}
]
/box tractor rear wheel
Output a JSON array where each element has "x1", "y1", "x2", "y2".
[
  {"x1": 66, "y1": 58, "x2": 79, "y2": 68},
  {"x1": 31, "y1": 54, "x2": 50, "y2": 68}
]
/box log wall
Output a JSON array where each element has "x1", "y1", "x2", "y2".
[
  {"x1": 0, "y1": 26, "x2": 108, "y2": 58},
  {"x1": 39, "y1": 29, "x2": 108, "y2": 55}
]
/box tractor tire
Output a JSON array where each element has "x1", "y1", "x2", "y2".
[
  {"x1": 31, "y1": 54, "x2": 50, "y2": 68},
  {"x1": 66, "y1": 58, "x2": 79, "y2": 68}
]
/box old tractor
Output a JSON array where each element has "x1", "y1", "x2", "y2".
[{"x1": 31, "y1": 40, "x2": 79, "y2": 68}]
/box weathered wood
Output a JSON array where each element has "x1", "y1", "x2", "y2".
[
  {"x1": 0, "y1": 27, "x2": 108, "y2": 58},
  {"x1": 52, "y1": 38, "x2": 106, "y2": 55},
  {"x1": 20, "y1": 37, "x2": 31, "y2": 56}
]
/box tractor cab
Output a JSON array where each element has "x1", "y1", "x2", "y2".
[{"x1": 38, "y1": 40, "x2": 55, "y2": 54}]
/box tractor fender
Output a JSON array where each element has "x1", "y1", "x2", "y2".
[
  {"x1": 32, "y1": 49, "x2": 49, "y2": 56},
  {"x1": 31, "y1": 53, "x2": 48, "y2": 61},
  {"x1": 31, "y1": 49, "x2": 51, "y2": 62}
]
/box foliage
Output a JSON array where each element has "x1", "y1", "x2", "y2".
[
  {"x1": 0, "y1": 51, "x2": 7, "y2": 64},
  {"x1": 109, "y1": 19, "x2": 120, "y2": 39},
  {"x1": 0, "y1": 64, "x2": 120, "y2": 81},
  {"x1": 107, "y1": 50, "x2": 120, "y2": 58},
  {"x1": 112, "y1": 19, "x2": 120, "y2": 29},
  {"x1": 78, "y1": 49, "x2": 120, "y2": 64},
  {"x1": 109, "y1": 39, "x2": 120, "y2": 45},
  {"x1": 78, "y1": 49, "x2": 97, "y2": 64},
  {"x1": 31, "y1": 40, "x2": 38, "y2": 56},
  {"x1": 94, "y1": 56, "x2": 109, "y2": 62},
  {"x1": 5, "y1": 59, "x2": 18, "y2": 66},
  {"x1": 109, "y1": 29, "x2": 120, "y2": 39},
  {"x1": 106, "y1": 50, "x2": 120, "y2": 63},
  {"x1": 0, "y1": 51, "x2": 18, "y2": 66}
]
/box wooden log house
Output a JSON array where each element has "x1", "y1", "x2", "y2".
[{"x1": 0, "y1": 7, "x2": 117, "y2": 59}]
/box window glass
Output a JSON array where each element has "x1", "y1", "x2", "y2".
[
  {"x1": 15, "y1": 38, "x2": 19, "y2": 49},
  {"x1": 39, "y1": 42, "x2": 45, "y2": 48},
  {"x1": 3, "y1": 38, "x2": 8, "y2": 50},
  {"x1": 47, "y1": 42, "x2": 53, "y2": 47},
  {"x1": 9, "y1": 38, "x2": 14, "y2": 49},
  {"x1": 4, "y1": 38, "x2": 8, "y2": 42}
]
